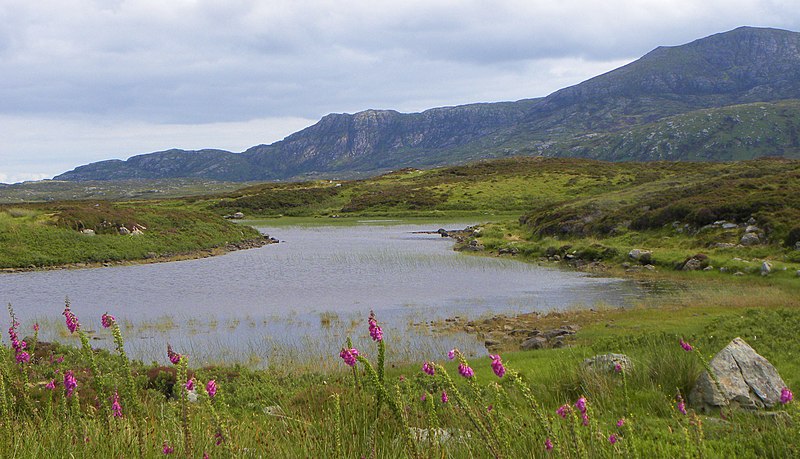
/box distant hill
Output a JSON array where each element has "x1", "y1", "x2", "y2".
[{"x1": 55, "y1": 26, "x2": 800, "y2": 182}]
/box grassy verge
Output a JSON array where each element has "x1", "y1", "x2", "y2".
[{"x1": 0, "y1": 201, "x2": 264, "y2": 269}]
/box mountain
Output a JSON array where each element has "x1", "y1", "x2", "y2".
[{"x1": 55, "y1": 26, "x2": 800, "y2": 182}]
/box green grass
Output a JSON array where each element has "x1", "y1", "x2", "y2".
[{"x1": 0, "y1": 202, "x2": 262, "y2": 268}]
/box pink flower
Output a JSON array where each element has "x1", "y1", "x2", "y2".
[
  {"x1": 616, "y1": 418, "x2": 625, "y2": 427},
  {"x1": 575, "y1": 397, "x2": 587, "y2": 414},
  {"x1": 101, "y1": 312, "x2": 115, "y2": 328},
  {"x1": 15, "y1": 351, "x2": 30, "y2": 364},
  {"x1": 556, "y1": 404, "x2": 570, "y2": 418},
  {"x1": 63, "y1": 304, "x2": 80, "y2": 334},
  {"x1": 545, "y1": 438, "x2": 553, "y2": 451},
  {"x1": 609, "y1": 434, "x2": 618, "y2": 444},
  {"x1": 680, "y1": 338, "x2": 693, "y2": 352},
  {"x1": 490, "y1": 354, "x2": 506, "y2": 378},
  {"x1": 206, "y1": 380, "x2": 217, "y2": 398},
  {"x1": 614, "y1": 363, "x2": 622, "y2": 373},
  {"x1": 339, "y1": 348, "x2": 359, "y2": 367},
  {"x1": 441, "y1": 390, "x2": 448, "y2": 404},
  {"x1": 203, "y1": 452, "x2": 210, "y2": 459},
  {"x1": 422, "y1": 361, "x2": 435, "y2": 376},
  {"x1": 64, "y1": 370, "x2": 78, "y2": 397},
  {"x1": 781, "y1": 387, "x2": 793, "y2": 404},
  {"x1": 33, "y1": 323, "x2": 39, "y2": 332},
  {"x1": 185, "y1": 378, "x2": 195, "y2": 391},
  {"x1": 45, "y1": 379, "x2": 56, "y2": 390},
  {"x1": 447, "y1": 349, "x2": 456, "y2": 360},
  {"x1": 111, "y1": 390, "x2": 123, "y2": 418},
  {"x1": 420, "y1": 393, "x2": 427, "y2": 402},
  {"x1": 368, "y1": 311, "x2": 383, "y2": 342},
  {"x1": 162, "y1": 442, "x2": 174, "y2": 454},
  {"x1": 167, "y1": 344, "x2": 181, "y2": 365},
  {"x1": 676, "y1": 394, "x2": 687, "y2": 415},
  {"x1": 458, "y1": 363, "x2": 474, "y2": 378}
]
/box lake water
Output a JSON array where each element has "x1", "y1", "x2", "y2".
[{"x1": 0, "y1": 222, "x2": 643, "y2": 367}]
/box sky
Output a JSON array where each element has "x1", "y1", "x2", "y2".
[{"x1": 1, "y1": 0, "x2": 799, "y2": 183}]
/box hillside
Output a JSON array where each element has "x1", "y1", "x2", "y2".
[{"x1": 54, "y1": 26, "x2": 800, "y2": 182}]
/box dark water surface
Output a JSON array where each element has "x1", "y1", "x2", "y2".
[{"x1": 1, "y1": 222, "x2": 643, "y2": 367}]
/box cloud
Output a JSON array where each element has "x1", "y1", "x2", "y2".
[{"x1": 0, "y1": 0, "x2": 798, "y2": 178}]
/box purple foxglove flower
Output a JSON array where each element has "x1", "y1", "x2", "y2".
[
  {"x1": 111, "y1": 390, "x2": 123, "y2": 418},
  {"x1": 162, "y1": 442, "x2": 174, "y2": 454},
  {"x1": 63, "y1": 305, "x2": 80, "y2": 334},
  {"x1": 545, "y1": 438, "x2": 553, "y2": 451},
  {"x1": 609, "y1": 434, "x2": 618, "y2": 444},
  {"x1": 101, "y1": 313, "x2": 116, "y2": 328},
  {"x1": 575, "y1": 397, "x2": 587, "y2": 414},
  {"x1": 422, "y1": 361, "x2": 435, "y2": 376},
  {"x1": 490, "y1": 354, "x2": 506, "y2": 378},
  {"x1": 64, "y1": 370, "x2": 78, "y2": 397},
  {"x1": 339, "y1": 348, "x2": 359, "y2": 367},
  {"x1": 15, "y1": 351, "x2": 30, "y2": 364},
  {"x1": 617, "y1": 418, "x2": 625, "y2": 427},
  {"x1": 781, "y1": 387, "x2": 793, "y2": 404},
  {"x1": 556, "y1": 404, "x2": 570, "y2": 418},
  {"x1": 33, "y1": 323, "x2": 39, "y2": 332},
  {"x1": 441, "y1": 390, "x2": 448, "y2": 404},
  {"x1": 680, "y1": 338, "x2": 693, "y2": 352},
  {"x1": 458, "y1": 363, "x2": 474, "y2": 378},
  {"x1": 167, "y1": 344, "x2": 181, "y2": 365},
  {"x1": 614, "y1": 363, "x2": 622, "y2": 373},
  {"x1": 447, "y1": 349, "x2": 456, "y2": 360},
  {"x1": 185, "y1": 378, "x2": 195, "y2": 391},
  {"x1": 45, "y1": 379, "x2": 56, "y2": 390},
  {"x1": 368, "y1": 311, "x2": 383, "y2": 342},
  {"x1": 206, "y1": 379, "x2": 217, "y2": 398}
]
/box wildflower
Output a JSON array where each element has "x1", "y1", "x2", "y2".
[
  {"x1": 64, "y1": 370, "x2": 78, "y2": 397},
  {"x1": 458, "y1": 363, "x2": 474, "y2": 378},
  {"x1": 339, "y1": 348, "x2": 359, "y2": 367},
  {"x1": 368, "y1": 311, "x2": 383, "y2": 342},
  {"x1": 162, "y1": 442, "x2": 174, "y2": 454},
  {"x1": 487, "y1": 404, "x2": 493, "y2": 412},
  {"x1": 575, "y1": 397, "x2": 587, "y2": 414},
  {"x1": 15, "y1": 351, "x2": 30, "y2": 364},
  {"x1": 63, "y1": 303, "x2": 80, "y2": 334},
  {"x1": 781, "y1": 387, "x2": 793, "y2": 404},
  {"x1": 185, "y1": 378, "x2": 195, "y2": 391},
  {"x1": 422, "y1": 361, "x2": 435, "y2": 376},
  {"x1": 206, "y1": 379, "x2": 217, "y2": 398},
  {"x1": 614, "y1": 363, "x2": 622, "y2": 373},
  {"x1": 490, "y1": 354, "x2": 506, "y2": 378},
  {"x1": 33, "y1": 323, "x2": 39, "y2": 332},
  {"x1": 214, "y1": 431, "x2": 224, "y2": 446},
  {"x1": 441, "y1": 390, "x2": 448, "y2": 404},
  {"x1": 166, "y1": 343, "x2": 181, "y2": 365},
  {"x1": 447, "y1": 349, "x2": 456, "y2": 360},
  {"x1": 545, "y1": 438, "x2": 553, "y2": 451},
  {"x1": 101, "y1": 312, "x2": 116, "y2": 328},
  {"x1": 680, "y1": 338, "x2": 693, "y2": 352},
  {"x1": 45, "y1": 379, "x2": 56, "y2": 390},
  {"x1": 111, "y1": 390, "x2": 123, "y2": 418},
  {"x1": 556, "y1": 404, "x2": 571, "y2": 418},
  {"x1": 676, "y1": 394, "x2": 687, "y2": 415},
  {"x1": 609, "y1": 434, "x2": 618, "y2": 444},
  {"x1": 203, "y1": 452, "x2": 210, "y2": 459},
  {"x1": 420, "y1": 393, "x2": 427, "y2": 402},
  {"x1": 616, "y1": 417, "x2": 625, "y2": 427}
]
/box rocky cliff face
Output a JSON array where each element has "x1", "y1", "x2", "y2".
[{"x1": 55, "y1": 27, "x2": 800, "y2": 182}]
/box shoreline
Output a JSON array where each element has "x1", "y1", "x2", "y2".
[{"x1": 0, "y1": 235, "x2": 278, "y2": 274}]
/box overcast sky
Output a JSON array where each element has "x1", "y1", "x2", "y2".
[{"x1": 1, "y1": 0, "x2": 799, "y2": 183}]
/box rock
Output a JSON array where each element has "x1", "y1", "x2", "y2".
[
  {"x1": 552, "y1": 255, "x2": 561, "y2": 261},
  {"x1": 583, "y1": 353, "x2": 633, "y2": 373},
  {"x1": 232, "y1": 212, "x2": 245, "y2": 219},
  {"x1": 747, "y1": 217, "x2": 757, "y2": 225},
  {"x1": 520, "y1": 336, "x2": 548, "y2": 351},
  {"x1": 761, "y1": 261, "x2": 772, "y2": 276},
  {"x1": 437, "y1": 228, "x2": 448, "y2": 236},
  {"x1": 740, "y1": 232, "x2": 760, "y2": 246},
  {"x1": 720, "y1": 267, "x2": 729, "y2": 273},
  {"x1": 795, "y1": 241, "x2": 800, "y2": 251},
  {"x1": 712, "y1": 242, "x2": 736, "y2": 249},
  {"x1": 543, "y1": 328, "x2": 575, "y2": 340},
  {"x1": 733, "y1": 271, "x2": 745, "y2": 276},
  {"x1": 682, "y1": 254, "x2": 709, "y2": 271},
  {"x1": 644, "y1": 264, "x2": 656, "y2": 271},
  {"x1": 713, "y1": 220, "x2": 728, "y2": 226},
  {"x1": 689, "y1": 337, "x2": 788, "y2": 412},
  {"x1": 131, "y1": 227, "x2": 144, "y2": 236},
  {"x1": 484, "y1": 338, "x2": 501, "y2": 350},
  {"x1": 551, "y1": 337, "x2": 566, "y2": 349},
  {"x1": 81, "y1": 229, "x2": 95, "y2": 236},
  {"x1": 745, "y1": 225, "x2": 760, "y2": 234},
  {"x1": 628, "y1": 249, "x2": 653, "y2": 264},
  {"x1": 721, "y1": 223, "x2": 738, "y2": 230},
  {"x1": 703, "y1": 266, "x2": 714, "y2": 271},
  {"x1": 796, "y1": 270, "x2": 800, "y2": 277},
  {"x1": 118, "y1": 226, "x2": 130, "y2": 235}
]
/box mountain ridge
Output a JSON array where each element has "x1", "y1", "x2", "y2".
[{"x1": 55, "y1": 26, "x2": 800, "y2": 182}]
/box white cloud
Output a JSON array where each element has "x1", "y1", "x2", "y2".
[{"x1": 0, "y1": 0, "x2": 798, "y2": 179}]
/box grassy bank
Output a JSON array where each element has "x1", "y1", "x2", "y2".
[
  {"x1": 0, "y1": 201, "x2": 264, "y2": 269},
  {"x1": 1, "y1": 292, "x2": 799, "y2": 457}
]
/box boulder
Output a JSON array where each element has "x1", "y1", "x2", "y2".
[
  {"x1": 722, "y1": 223, "x2": 739, "y2": 230},
  {"x1": 232, "y1": 212, "x2": 245, "y2": 219},
  {"x1": 81, "y1": 229, "x2": 95, "y2": 236},
  {"x1": 712, "y1": 242, "x2": 736, "y2": 249},
  {"x1": 747, "y1": 217, "x2": 757, "y2": 225},
  {"x1": 796, "y1": 270, "x2": 800, "y2": 277},
  {"x1": 689, "y1": 337, "x2": 788, "y2": 412},
  {"x1": 582, "y1": 353, "x2": 633, "y2": 373},
  {"x1": 745, "y1": 225, "x2": 760, "y2": 234},
  {"x1": 760, "y1": 262, "x2": 772, "y2": 276},
  {"x1": 118, "y1": 226, "x2": 131, "y2": 236},
  {"x1": 682, "y1": 254, "x2": 709, "y2": 271},
  {"x1": 520, "y1": 336, "x2": 547, "y2": 351},
  {"x1": 628, "y1": 249, "x2": 653, "y2": 264},
  {"x1": 740, "y1": 232, "x2": 760, "y2": 246}
]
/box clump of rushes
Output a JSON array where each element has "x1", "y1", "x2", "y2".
[{"x1": 103, "y1": 312, "x2": 139, "y2": 414}]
